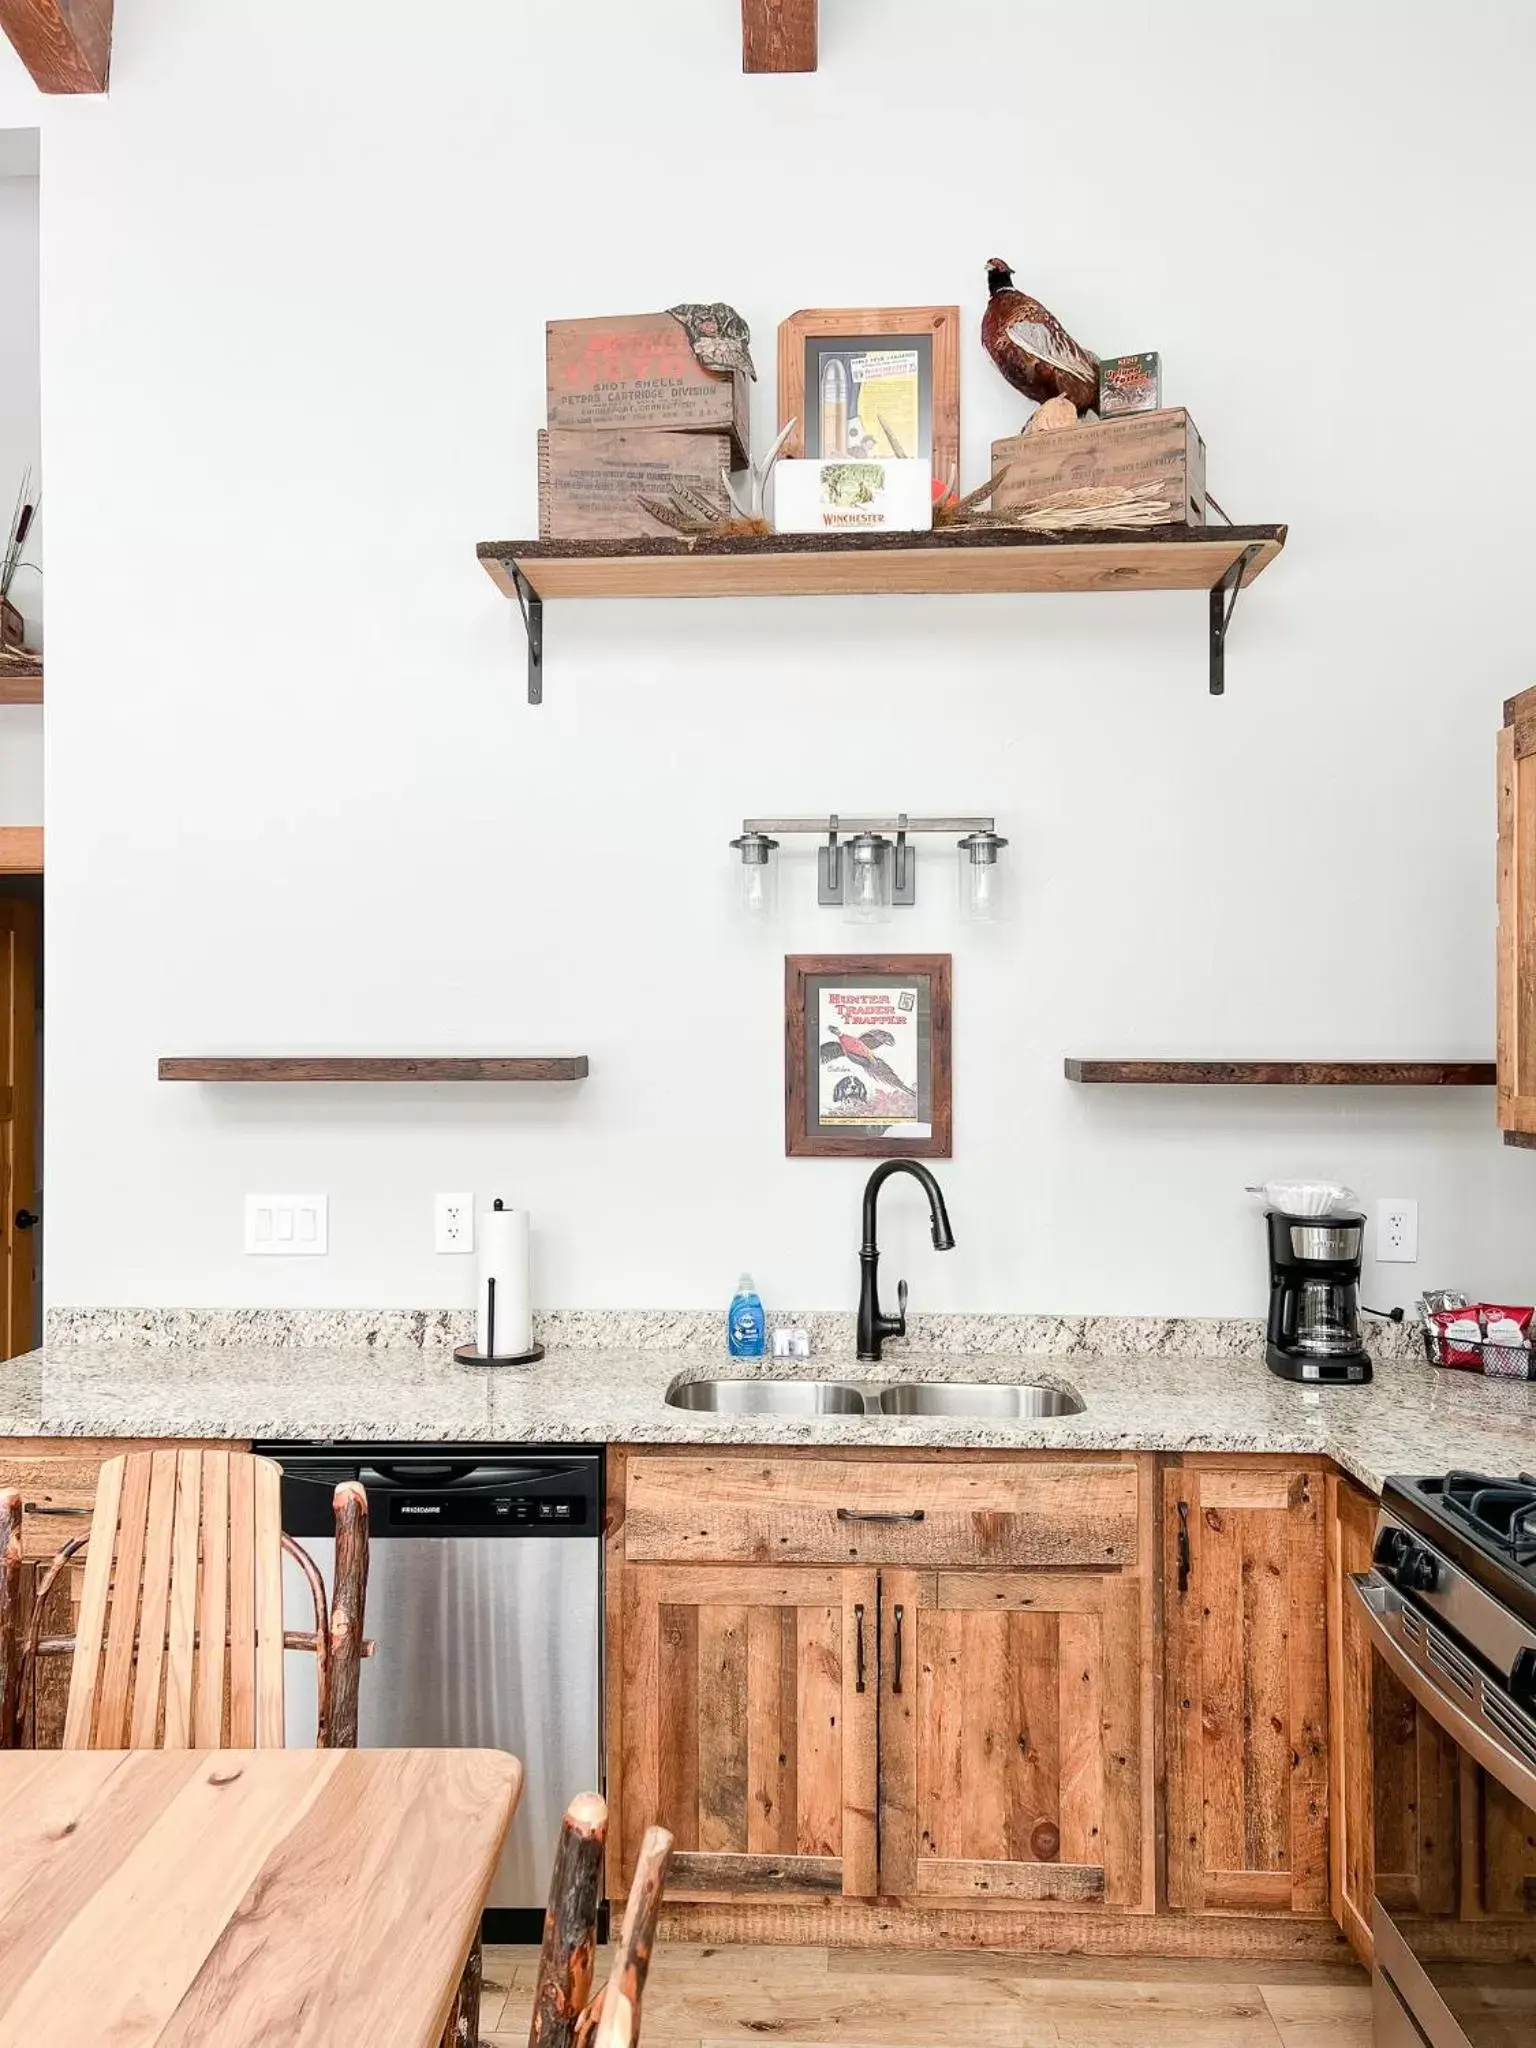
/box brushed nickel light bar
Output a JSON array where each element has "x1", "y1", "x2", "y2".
[{"x1": 729, "y1": 813, "x2": 1008, "y2": 922}]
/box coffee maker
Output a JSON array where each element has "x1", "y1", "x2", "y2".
[{"x1": 1265, "y1": 1209, "x2": 1372, "y2": 1383}]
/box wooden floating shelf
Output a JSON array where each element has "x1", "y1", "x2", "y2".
[
  {"x1": 158, "y1": 1056, "x2": 590, "y2": 1083},
  {"x1": 0, "y1": 656, "x2": 42, "y2": 706},
  {"x1": 0, "y1": 827, "x2": 43, "y2": 874},
  {"x1": 1064, "y1": 1059, "x2": 1497, "y2": 1087},
  {"x1": 476, "y1": 524, "x2": 1287, "y2": 703}
]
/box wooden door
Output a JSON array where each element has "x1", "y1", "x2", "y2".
[
  {"x1": 1500, "y1": 686, "x2": 1536, "y2": 1141},
  {"x1": 617, "y1": 1563, "x2": 876, "y2": 1900},
  {"x1": 878, "y1": 1569, "x2": 1149, "y2": 1910},
  {"x1": 0, "y1": 898, "x2": 36, "y2": 1357},
  {"x1": 1164, "y1": 1464, "x2": 1329, "y2": 1914}
]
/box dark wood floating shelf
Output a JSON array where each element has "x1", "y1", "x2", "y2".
[
  {"x1": 0, "y1": 656, "x2": 43, "y2": 706},
  {"x1": 477, "y1": 524, "x2": 1286, "y2": 704},
  {"x1": 1064, "y1": 1059, "x2": 1496, "y2": 1087},
  {"x1": 158, "y1": 1056, "x2": 590, "y2": 1083}
]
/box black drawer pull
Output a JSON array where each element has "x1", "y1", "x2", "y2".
[
  {"x1": 854, "y1": 1603, "x2": 866, "y2": 1693},
  {"x1": 23, "y1": 1503, "x2": 91, "y2": 1518},
  {"x1": 1177, "y1": 1500, "x2": 1192, "y2": 1594}
]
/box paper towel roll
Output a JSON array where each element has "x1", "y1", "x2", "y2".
[{"x1": 476, "y1": 1202, "x2": 532, "y2": 1358}]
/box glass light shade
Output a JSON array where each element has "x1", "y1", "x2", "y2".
[
  {"x1": 730, "y1": 833, "x2": 779, "y2": 920},
  {"x1": 843, "y1": 834, "x2": 892, "y2": 926},
  {"x1": 957, "y1": 831, "x2": 1008, "y2": 923}
]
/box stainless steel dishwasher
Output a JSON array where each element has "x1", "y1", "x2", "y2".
[{"x1": 265, "y1": 1442, "x2": 602, "y2": 1931}]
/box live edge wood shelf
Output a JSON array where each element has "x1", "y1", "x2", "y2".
[
  {"x1": 0, "y1": 657, "x2": 42, "y2": 706},
  {"x1": 158, "y1": 1057, "x2": 590, "y2": 1082},
  {"x1": 477, "y1": 524, "x2": 1286, "y2": 704},
  {"x1": 1064, "y1": 1059, "x2": 1496, "y2": 1086}
]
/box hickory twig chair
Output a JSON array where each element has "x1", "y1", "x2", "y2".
[
  {"x1": 0, "y1": 1448, "x2": 369, "y2": 1752},
  {"x1": 523, "y1": 1792, "x2": 674, "y2": 2048}
]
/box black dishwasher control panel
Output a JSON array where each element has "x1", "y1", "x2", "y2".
[{"x1": 257, "y1": 1442, "x2": 603, "y2": 1541}]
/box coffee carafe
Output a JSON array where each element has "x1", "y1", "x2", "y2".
[{"x1": 1265, "y1": 1210, "x2": 1371, "y2": 1384}]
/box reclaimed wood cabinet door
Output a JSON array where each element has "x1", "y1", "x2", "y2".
[
  {"x1": 1499, "y1": 685, "x2": 1536, "y2": 1140},
  {"x1": 1164, "y1": 1463, "x2": 1329, "y2": 1914},
  {"x1": 877, "y1": 1568, "x2": 1150, "y2": 1910},
  {"x1": 617, "y1": 1563, "x2": 877, "y2": 1900},
  {"x1": 1325, "y1": 1472, "x2": 1466, "y2": 1962}
]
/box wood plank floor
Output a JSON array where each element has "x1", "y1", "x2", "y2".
[{"x1": 479, "y1": 1943, "x2": 1372, "y2": 2047}]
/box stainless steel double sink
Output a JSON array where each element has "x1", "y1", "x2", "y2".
[{"x1": 665, "y1": 1377, "x2": 1084, "y2": 1419}]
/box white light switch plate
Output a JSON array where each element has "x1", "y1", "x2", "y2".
[
  {"x1": 1375, "y1": 1197, "x2": 1418, "y2": 1264},
  {"x1": 245, "y1": 1194, "x2": 328, "y2": 1255}
]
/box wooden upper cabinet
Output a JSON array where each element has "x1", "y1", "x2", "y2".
[
  {"x1": 1163, "y1": 1463, "x2": 1329, "y2": 1914},
  {"x1": 1499, "y1": 687, "x2": 1536, "y2": 1138},
  {"x1": 878, "y1": 1569, "x2": 1150, "y2": 1910},
  {"x1": 617, "y1": 1562, "x2": 877, "y2": 1900}
]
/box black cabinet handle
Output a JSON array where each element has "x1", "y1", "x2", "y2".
[
  {"x1": 892, "y1": 1603, "x2": 905, "y2": 1695},
  {"x1": 23, "y1": 1502, "x2": 90, "y2": 1518},
  {"x1": 854, "y1": 1603, "x2": 866, "y2": 1693},
  {"x1": 14, "y1": 1210, "x2": 37, "y2": 1231},
  {"x1": 1177, "y1": 1500, "x2": 1192, "y2": 1594},
  {"x1": 837, "y1": 1507, "x2": 925, "y2": 1524}
]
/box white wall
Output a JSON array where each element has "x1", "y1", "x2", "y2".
[
  {"x1": 20, "y1": 0, "x2": 1536, "y2": 1314},
  {"x1": 0, "y1": 132, "x2": 41, "y2": 823}
]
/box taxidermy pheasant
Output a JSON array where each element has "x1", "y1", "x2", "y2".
[
  {"x1": 981, "y1": 260, "x2": 1098, "y2": 413},
  {"x1": 820, "y1": 1027, "x2": 912, "y2": 1098},
  {"x1": 667, "y1": 302, "x2": 757, "y2": 381}
]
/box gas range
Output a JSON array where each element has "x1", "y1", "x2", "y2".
[
  {"x1": 1370, "y1": 1473, "x2": 1536, "y2": 1736},
  {"x1": 1359, "y1": 1474, "x2": 1536, "y2": 2047}
]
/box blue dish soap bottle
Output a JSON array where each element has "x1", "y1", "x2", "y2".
[{"x1": 728, "y1": 1273, "x2": 766, "y2": 1359}]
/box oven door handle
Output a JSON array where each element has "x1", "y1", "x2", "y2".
[{"x1": 1349, "y1": 1571, "x2": 1536, "y2": 1813}]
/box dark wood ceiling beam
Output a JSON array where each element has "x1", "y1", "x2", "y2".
[
  {"x1": 742, "y1": 0, "x2": 817, "y2": 72},
  {"x1": 0, "y1": 0, "x2": 111, "y2": 92}
]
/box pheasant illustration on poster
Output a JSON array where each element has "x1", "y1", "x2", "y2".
[{"x1": 817, "y1": 985, "x2": 930, "y2": 1137}]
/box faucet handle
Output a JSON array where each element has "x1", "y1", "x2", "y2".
[{"x1": 896, "y1": 1278, "x2": 908, "y2": 1330}]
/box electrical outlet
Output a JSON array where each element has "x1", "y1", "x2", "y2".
[
  {"x1": 245, "y1": 1194, "x2": 328, "y2": 1256},
  {"x1": 1376, "y1": 1197, "x2": 1419, "y2": 1264},
  {"x1": 435, "y1": 1192, "x2": 475, "y2": 1255}
]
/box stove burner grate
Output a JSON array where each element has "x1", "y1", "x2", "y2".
[{"x1": 1438, "y1": 1470, "x2": 1536, "y2": 1565}]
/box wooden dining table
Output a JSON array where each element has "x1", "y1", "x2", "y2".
[{"x1": 0, "y1": 1745, "x2": 523, "y2": 2045}]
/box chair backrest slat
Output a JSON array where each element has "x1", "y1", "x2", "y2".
[
  {"x1": 226, "y1": 1455, "x2": 257, "y2": 1746},
  {"x1": 60, "y1": 1448, "x2": 308, "y2": 1753},
  {"x1": 59, "y1": 1453, "x2": 122, "y2": 1750},
  {"x1": 127, "y1": 1449, "x2": 179, "y2": 1748},
  {"x1": 162, "y1": 1449, "x2": 203, "y2": 1747},
  {"x1": 253, "y1": 1458, "x2": 285, "y2": 1748},
  {"x1": 193, "y1": 1453, "x2": 229, "y2": 1746}
]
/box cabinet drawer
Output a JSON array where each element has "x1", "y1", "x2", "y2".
[{"x1": 625, "y1": 1457, "x2": 1139, "y2": 1567}]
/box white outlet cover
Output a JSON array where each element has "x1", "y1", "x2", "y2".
[
  {"x1": 1375, "y1": 1197, "x2": 1419, "y2": 1264},
  {"x1": 435, "y1": 1192, "x2": 475, "y2": 1255},
  {"x1": 245, "y1": 1194, "x2": 328, "y2": 1256}
]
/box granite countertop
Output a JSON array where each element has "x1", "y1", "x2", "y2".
[{"x1": 2, "y1": 1338, "x2": 1534, "y2": 1493}]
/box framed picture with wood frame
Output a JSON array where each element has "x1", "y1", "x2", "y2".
[
  {"x1": 777, "y1": 307, "x2": 960, "y2": 493},
  {"x1": 785, "y1": 954, "x2": 952, "y2": 1158}
]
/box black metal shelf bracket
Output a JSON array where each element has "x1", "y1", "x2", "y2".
[
  {"x1": 511, "y1": 569, "x2": 544, "y2": 705},
  {"x1": 1208, "y1": 544, "x2": 1264, "y2": 697}
]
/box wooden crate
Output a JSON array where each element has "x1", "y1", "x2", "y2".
[
  {"x1": 546, "y1": 312, "x2": 749, "y2": 467},
  {"x1": 537, "y1": 428, "x2": 734, "y2": 542},
  {"x1": 991, "y1": 407, "x2": 1206, "y2": 526}
]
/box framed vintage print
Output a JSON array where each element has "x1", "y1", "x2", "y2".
[
  {"x1": 777, "y1": 307, "x2": 961, "y2": 492},
  {"x1": 785, "y1": 954, "x2": 952, "y2": 1158}
]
